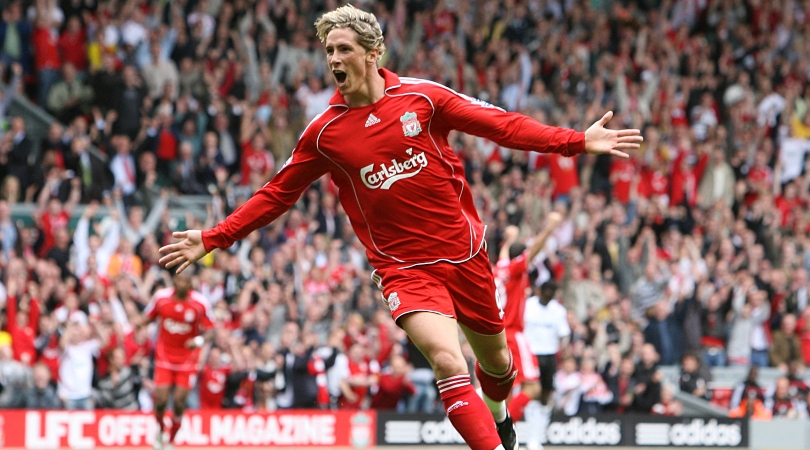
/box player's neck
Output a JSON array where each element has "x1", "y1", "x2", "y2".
[{"x1": 344, "y1": 69, "x2": 385, "y2": 108}]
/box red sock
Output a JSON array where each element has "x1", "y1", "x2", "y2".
[
  {"x1": 155, "y1": 414, "x2": 165, "y2": 432},
  {"x1": 169, "y1": 418, "x2": 182, "y2": 443},
  {"x1": 508, "y1": 391, "x2": 531, "y2": 421},
  {"x1": 475, "y1": 354, "x2": 517, "y2": 403},
  {"x1": 437, "y1": 374, "x2": 503, "y2": 450}
]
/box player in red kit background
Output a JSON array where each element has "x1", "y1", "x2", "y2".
[
  {"x1": 496, "y1": 212, "x2": 562, "y2": 440},
  {"x1": 158, "y1": 5, "x2": 642, "y2": 450},
  {"x1": 142, "y1": 269, "x2": 213, "y2": 450},
  {"x1": 197, "y1": 346, "x2": 231, "y2": 409}
]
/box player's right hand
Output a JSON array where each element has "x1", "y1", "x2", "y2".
[{"x1": 158, "y1": 230, "x2": 208, "y2": 274}]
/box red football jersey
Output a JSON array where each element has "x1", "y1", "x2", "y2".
[
  {"x1": 144, "y1": 288, "x2": 214, "y2": 370},
  {"x1": 202, "y1": 69, "x2": 585, "y2": 270},
  {"x1": 545, "y1": 153, "x2": 580, "y2": 198},
  {"x1": 340, "y1": 359, "x2": 371, "y2": 409},
  {"x1": 495, "y1": 254, "x2": 529, "y2": 332},
  {"x1": 199, "y1": 364, "x2": 230, "y2": 409},
  {"x1": 610, "y1": 157, "x2": 637, "y2": 204}
]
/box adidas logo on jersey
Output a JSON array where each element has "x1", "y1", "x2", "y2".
[{"x1": 365, "y1": 113, "x2": 381, "y2": 127}]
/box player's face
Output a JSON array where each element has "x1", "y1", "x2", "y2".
[
  {"x1": 174, "y1": 274, "x2": 192, "y2": 299},
  {"x1": 325, "y1": 28, "x2": 376, "y2": 97}
]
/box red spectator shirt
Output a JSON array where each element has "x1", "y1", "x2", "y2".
[
  {"x1": 340, "y1": 359, "x2": 371, "y2": 409},
  {"x1": 775, "y1": 195, "x2": 802, "y2": 228},
  {"x1": 57, "y1": 29, "x2": 88, "y2": 71},
  {"x1": 123, "y1": 331, "x2": 152, "y2": 365},
  {"x1": 5, "y1": 294, "x2": 40, "y2": 364},
  {"x1": 748, "y1": 165, "x2": 773, "y2": 191},
  {"x1": 199, "y1": 364, "x2": 231, "y2": 409},
  {"x1": 37, "y1": 333, "x2": 61, "y2": 380},
  {"x1": 495, "y1": 254, "x2": 529, "y2": 333},
  {"x1": 32, "y1": 26, "x2": 60, "y2": 71},
  {"x1": 156, "y1": 128, "x2": 178, "y2": 161},
  {"x1": 38, "y1": 210, "x2": 69, "y2": 258},
  {"x1": 371, "y1": 371, "x2": 415, "y2": 409},
  {"x1": 144, "y1": 288, "x2": 214, "y2": 370},
  {"x1": 610, "y1": 157, "x2": 637, "y2": 204},
  {"x1": 95, "y1": 333, "x2": 119, "y2": 378},
  {"x1": 639, "y1": 167, "x2": 669, "y2": 199},
  {"x1": 544, "y1": 153, "x2": 580, "y2": 199},
  {"x1": 202, "y1": 69, "x2": 585, "y2": 270},
  {"x1": 240, "y1": 142, "x2": 275, "y2": 185}
]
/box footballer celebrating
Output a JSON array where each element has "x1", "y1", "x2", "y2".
[
  {"x1": 142, "y1": 268, "x2": 214, "y2": 450},
  {"x1": 159, "y1": 5, "x2": 641, "y2": 449}
]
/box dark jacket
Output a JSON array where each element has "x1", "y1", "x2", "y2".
[{"x1": 24, "y1": 385, "x2": 62, "y2": 409}]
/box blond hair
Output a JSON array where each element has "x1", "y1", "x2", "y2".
[{"x1": 314, "y1": 4, "x2": 386, "y2": 58}]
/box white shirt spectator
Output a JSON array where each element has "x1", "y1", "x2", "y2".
[
  {"x1": 554, "y1": 368, "x2": 582, "y2": 415},
  {"x1": 295, "y1": 85, "x2": 333, "y2": 123},
  {"x1": 58, "y1": 339, "x2": 100, "y2": 401},
  {"x1": 109, "y1": 153, "x2": 138, "y2": 195},
  {"x1": 524, "y1": 296, "x2": 571, "y2": 355},
  {"x1": 750, "y1": 305, "x2": 770, "y2": 352},
  {"x1": 188, "y1": 12, "x2": 216, "y2": 40},
  {"x1": 120, "y1": 19, "x2": 147, "y2": 48},
  {"x1": 73, "y1": 215, "x2": 120, "y2": 278},
  {"x1": 327, "y1": 351, "x2": 350, "y2": 401},
  {"x1": 54, "y1": 307, "x2": 88, "y2": 325},
  {"x1": 142, "y1": 58, "x2": 180, "y2": 100},
  {"x1": 103, "y1": 24, "x2": 120, "y2": 49},
  {"x1": 758, "y1": 92, "x2": 786, "y2": 128}
]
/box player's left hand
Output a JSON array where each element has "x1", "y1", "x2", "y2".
[
  {"x1": 158, "y1": 230, "x2": 208, "y2": 274},
  {"x1": 583, "y1": 111, "x2": 643, "y2": 158}
]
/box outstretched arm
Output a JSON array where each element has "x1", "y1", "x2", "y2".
[
  {"x1": 159, "y1": 131, "x2": 328, "y2": 274},
  {"x1": 435, "y1": 87, "x2": 642, "y2": 158}
]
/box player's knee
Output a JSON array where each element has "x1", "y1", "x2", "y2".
[
  {"x1": 479, "y1": 346, "x2": 511, "y2": 374},
  {"x1": 429, "y1": 349, "x2": 467, "y2": 380}
]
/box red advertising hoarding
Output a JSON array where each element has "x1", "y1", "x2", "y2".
[{"x1": 0, "y1": 409, "x2": 376, "y2": 448}]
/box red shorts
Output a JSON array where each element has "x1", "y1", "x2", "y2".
[
  {"x1": 373, "y1": 249, "x2": 504, "y2": 335},
  {"x1": 507, "y1": 330, "x2": 539, "y2": 384},
  {"x1": 154, "y1": 366, "x2": 196, "y2": 390}
]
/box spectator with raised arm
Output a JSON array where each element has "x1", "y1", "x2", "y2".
[
  {"x1": 114, "y1": 188, "x2": 169, "y2": 247},
  {"x1": 73, "y1": 201, "x2": 121, "y2": 278},
  {"x1": 58, "y1": 315, "x2": 109, "y2": 410}
]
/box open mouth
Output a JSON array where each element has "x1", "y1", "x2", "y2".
[{"x1": 334, "y1": 70, "x2": 347, "y2": 86}]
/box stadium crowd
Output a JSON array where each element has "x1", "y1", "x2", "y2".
[{"x1": 1, "y1": 0, "x2": 810, "y2": 420}]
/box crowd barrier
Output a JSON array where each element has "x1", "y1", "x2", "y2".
[
  {"x1": 25, "y1": 410, "x2": 810, "y2": 450},
  {"x1": 0, "y1": 410, "x2": 375, "y2": 448},
  {"x1": 0, "y1": 410, "x2": 757, "y2": 448},
  {"x1": 377, "y1": 413, "x2": 747, "y2": 447}
]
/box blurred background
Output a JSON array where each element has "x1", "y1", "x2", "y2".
[{"x1": 0, "y1": 0, "x2": 808, "y2": 444}]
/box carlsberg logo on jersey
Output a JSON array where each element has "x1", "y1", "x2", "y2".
[
  {"x1": 164, "y1": 318, "x2": 192, "y2": 335},
  {"x1": 361, "y1": 148, "x2": 428, "y2": 190}
]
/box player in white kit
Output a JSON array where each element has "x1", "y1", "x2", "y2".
[{"x1": 523, "y1": 280, "x2": 571, "y2": 450}]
